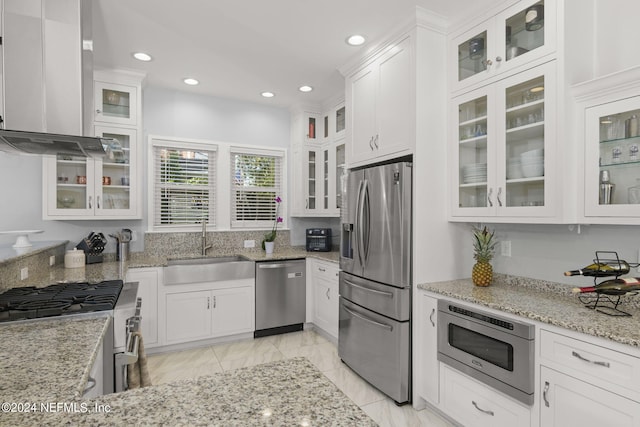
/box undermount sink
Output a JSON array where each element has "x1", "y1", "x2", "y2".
[
  {"x1": 166, "y1": 255, "x2": 248, "y2": 266},
  {"x1": 164, "y1": 255, "x2": 254, "y2": 285}
]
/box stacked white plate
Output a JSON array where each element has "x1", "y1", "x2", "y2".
[
  {"x1": 462, "y1": 163, "x2": 487, "y2": 184},
  {"x1": 506, "y1": 157, "x2": 523, "y2": 179},
  {"x1": 520, "y1": 149, "x2": 544, "y2": 178}
]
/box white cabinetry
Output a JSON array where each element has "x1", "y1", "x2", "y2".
[
  {"x1": 291, "y1": 102, "x2": 345, "y2": 217},
  {"x1": 164, "y1": 283, "x2": 254, "y2": 346},
  {"x1": 42, "y1": 70, "x2": 143, "y2": 220},
  {"x1": 539, "y1": 329, "x2": 640, "y2": 427},
  {"x1": 441, "y1": 364, "x2": 531, "y2": 427},
  {"x1": 451, "y1": 61, "x2": 557, "y2": 221},
  {"x1": 346, "y1": 35, "x2": 413, "y2": 166},
  {"x1": 574, "y1": 68, "x2": 640, "y2": 224},
  {"x1": 451, "y1": 0, "x2": 556, "y2": 94},
  {"x1": 126, "y1": 267, "x2": 160, "y2": 348},
  {"x1": 309, "y1": 258, "x2": 339, "y2": 339},
  {"x1": 415, "y1": 293, "x2": 439, "y2": 405}
]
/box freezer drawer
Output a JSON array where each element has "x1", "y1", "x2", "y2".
[
  {"x1": 339, "y1": 271, "x2": 410, "y2": 321},
  {"x1": 338, "y1": 297, "x2": 410, "y2": 403},
  {"x1": 255, "y1": 260, "x2": 306, "y2": 334}
]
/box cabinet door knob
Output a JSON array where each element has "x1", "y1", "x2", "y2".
[
  {"x1": 495, "y1": 56, "x2": 503, "y2": 62},
  {"x1": 483, "y1": 59, "x2": 493, "y2": 67},
  {"x1": 96, "y1": 109, "x2": 102, "y2": 114}
]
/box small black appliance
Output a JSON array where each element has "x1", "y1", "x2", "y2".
[{"x1": 305, "y1": 228, "x2": 332, "y2": 252}]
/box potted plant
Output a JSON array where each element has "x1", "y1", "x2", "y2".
[
  {"x1": 471, "y1": 226, "x2": 498, "y2": 286},
  {"x1": 262, "y1": 196, "x2": 283, "y2": 254}
]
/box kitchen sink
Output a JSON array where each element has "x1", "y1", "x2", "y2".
[{"x1": 164, "y1": 256, "x2": 254, "y2": 285}]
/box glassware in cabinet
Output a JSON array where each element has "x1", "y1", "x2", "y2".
[
  {"x1": 457, "y1": 30, "x2": 489, "y2": 85},
  {"x1": 504, "y1": 0, "x2": 545, "y2": 64},
  {"x1": 458, "y1": 95, "x2": 489, "y2": 209},
  {"x1": 307, "y1": 151, "x2": 316, "y2": 209},
  {"x1": 54, "y1": 156, "x2": 89, "y2": 210},
  {"x1": 503, "y1": 74, "x2": 546, "y2": 208},
  {"x1": 94, "y1": 81, "x2": 138, "y2": 126}
]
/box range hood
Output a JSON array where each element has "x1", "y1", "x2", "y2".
[{"x1": 0, "y1": 129, "x2": 108, "y2": 158}]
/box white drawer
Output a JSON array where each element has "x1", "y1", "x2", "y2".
[
  {"x1": 311, "y1": 259, "x2": 339, "y2": 281},
  {"x1": 540, "y1": 329, "x2": 640, "y2": 400},
  {"x1": 440, "y1": 365, "x2": 531, "y2": 427}
]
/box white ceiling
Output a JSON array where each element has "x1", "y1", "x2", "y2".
[{"x1": 93, "y1": 0, "x2": 503, "y2": 109}]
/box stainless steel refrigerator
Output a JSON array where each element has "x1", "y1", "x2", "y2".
[{"x1": 339, "y1": 159, "x2": 412, "y2": 404}]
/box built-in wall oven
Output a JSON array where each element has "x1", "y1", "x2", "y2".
[{"x1": 437, "y1": 299, "x2": 535, "y2": 405}]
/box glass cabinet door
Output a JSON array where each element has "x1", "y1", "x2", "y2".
[
  {"x1": 457, "y1": 30, "x2": 489, "y2": 85},
  {"x1": 502, "y1": 74, "x2": 546, "y2": 208},
  {"x1": 335, "y1": 143, "x2": 345, "y2": 209},
  {"x1": 52, "y1": 155, "x2": 91, "y2": 212},
  {"x1": 457, "y1": 94, "x2": 490, "y2": 210},
  {"x1": 307, "y1": 150, "x2": 316, "y2": 210},
  {"x1": 503, "y1": 0, "x2": 546, "y2": 65},
  {"x1": 94, "y1": 126, "x2": 136, "y2": 214},
  {"x1": 94, "y1": 81, "x2": 138, "y2": 126},
  {"x1": 585, "y1": 96, "x2": 640, "y2": 218}
]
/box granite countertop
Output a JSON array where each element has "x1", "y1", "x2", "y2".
[
  {"x1": 0, "y1": 314, "x2": 111, "y2": 405},
  {"x1": 7, "y1": 358, "x2": 374, "y2": 427},
  {"x1": 419, "y1": 274, "x2": 640, "y2": 349}
]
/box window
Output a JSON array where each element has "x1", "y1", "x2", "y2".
[
  {"x1": 230, "y1": 148, "x2": 284, "y2": 228},
  {"x1": 152, "y1": 142, "x2": 217, "y2": 228}
]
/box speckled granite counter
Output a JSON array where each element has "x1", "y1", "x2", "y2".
[
  {"x1": 419, "y1": 274, "x2": 640, "y2": 349},
  {"x1": 0, "y1": 314, "x2": 111, "y2": 404},
  {"x1": 6, "y1": 358, "x2": 374, "y2": 427}
]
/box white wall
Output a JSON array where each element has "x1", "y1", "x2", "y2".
[{"x1": 594, "y1": 1, "x2": 640, "y2": 77}]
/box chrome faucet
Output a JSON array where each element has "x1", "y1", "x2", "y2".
[{"x1": 201, "y1": 221, "x2": 212, "y2": 256}]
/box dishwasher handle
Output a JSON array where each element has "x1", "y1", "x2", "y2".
[{"x1": 258, "y1": 262, "x2": 303, "y2": 269}]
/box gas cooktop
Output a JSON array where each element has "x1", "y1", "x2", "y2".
[{"x1": 0, "y1": 280, "x2": 123, "y2": 322}]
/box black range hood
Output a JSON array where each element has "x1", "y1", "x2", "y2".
[{"x1": 0, "y1": 129, "x2": 108, "y2": 158}]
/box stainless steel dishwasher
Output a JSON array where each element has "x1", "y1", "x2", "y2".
[{"x1": 254, "y1": 259, "x2": 306, "y2": 338}]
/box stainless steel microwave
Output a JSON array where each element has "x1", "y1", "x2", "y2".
[{"x1": 437, "y1": 299, "x2": 535, "y2": 405}]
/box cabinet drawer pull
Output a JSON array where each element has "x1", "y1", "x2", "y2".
[
  {"x1": 373, "y1": 134, "x2": 379, "y2": 149},
  {"x1": 207, "y1": 297, "x2": 210, "y2": 309},
  {"x1": 429, "y1": 308, "x2": 435, "y2": 327},
  {"x1": 318, "y1": 267, "x2": 326, "y2": 272},
  {"x1": 543, "y1": 381, "x2": 550, "y2": 407},
  {"x1": 571, "y1": 350, "x2": 610, "y2": 368},
  {"x1": 326, "y1": 288, "x2": 330, "y2": 299},
  {"x1": 471, "y1": 401, "x2": 494, "y2": 416},
  {"x1": 369, "y1": 136, "x2": 374, "y2": 150}
]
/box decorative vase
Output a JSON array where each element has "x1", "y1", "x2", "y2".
[{"x1": 264, "y1": 241, "x2": 275, "y2": 254}]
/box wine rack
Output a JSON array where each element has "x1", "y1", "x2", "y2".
[{"x1": 577, "y1": 251, "x2": 640, "y2": 317}]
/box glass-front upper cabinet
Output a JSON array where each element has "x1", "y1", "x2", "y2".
[
  {"x1": 585, "y1": 96, "x2": 640, "y2": 219},
  {"x1": 335, "y1": 143, "x2": 346, "y2": 210},
  {"x1": 451, "y1": 0, "x2": 555, "y2": 93},
  {"x1": 94, "y1": 81, "x2": 138, "y2": 126},
  {"x1": 451, "y1": 61, "x2": 556, "y2": 220}
]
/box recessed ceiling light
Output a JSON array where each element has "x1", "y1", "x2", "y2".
[
  {"x1": 183, "y1": 78, "x2": 199, "y2": 86},
  {"x1": 261, "y1": 91, "x2": 275, "y2": 98},
  {"x1": 346, "y1": 34, "x2": 366, "y2": 46},
  {"x1": 133, "y1": 52, "x2": 152, "y2": 62},
  {"x1": 298, "y1": 85, "x2": 313, "y2": 93}
]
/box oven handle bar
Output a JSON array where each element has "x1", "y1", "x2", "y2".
[{"x1": 343, "y1": 306, "x2": 393, "y2": 331}]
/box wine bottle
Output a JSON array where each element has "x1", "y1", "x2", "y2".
[
  {"x1": 564, "y1": 260, "x2": 630, "y2": 277},
  {"x1": 571, "y1": 277, "x2": 640, "y2": 295}
]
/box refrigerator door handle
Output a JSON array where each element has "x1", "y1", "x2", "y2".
[
  {"x1": 355, "y1": 179, "x2": 366, "y2": 268},
  {"x1": 362, "y1": 179, "x2": 371, "y2": 266}
]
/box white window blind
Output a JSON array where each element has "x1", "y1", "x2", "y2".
[
  {"x1": 230, "y1": 149, "x2": 283, "y2": 228},
  {"x1": 153, "y1": 145, "x2": 216, "y2": 227}
]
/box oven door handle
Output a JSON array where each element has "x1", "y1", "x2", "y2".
[
  {"x1": 343, "y1": 306, "x2": 393, "y2": 331},
  {"x1": 115, "y1": 333, "x2": 140, "y2": 367},
  {"x1": 343, "y1": 279, "x2": 393, "y2": 297}
]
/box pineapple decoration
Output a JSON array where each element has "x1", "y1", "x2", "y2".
[{"x1": 472, "y1": 226, "x2": 498, "y2": 287}]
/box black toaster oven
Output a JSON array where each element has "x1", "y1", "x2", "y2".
[{"x1": 306, "y1": 228, "x2": 332, "y2": 252}]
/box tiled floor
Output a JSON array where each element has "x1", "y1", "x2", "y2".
[{"x1": 147, "y1": 329, "x2": 453, "y2": 427}]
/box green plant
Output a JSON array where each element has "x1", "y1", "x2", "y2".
[{"x1": 262, "y1": 196, "x2": 283, "y2": 248}]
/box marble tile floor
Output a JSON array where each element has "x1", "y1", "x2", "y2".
[{"x1": 147, "y1": 329, "x2": 453, "y2": 427}]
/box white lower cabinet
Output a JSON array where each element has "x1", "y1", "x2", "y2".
[
  {"x1": 416, "y1": 294, "x2": 439, "y2": 405},
  {"x1": 441, "y1": 364, "x2": 531, "y2": 427},
  {"x1": 164, "y1": 284, "x2": 254, "y2": 345},
  {"x1": 309, "y1": 259, "x2": 339, "y2": 339},
  {"x1": 539, "y1": 329, "x2": 640, "y2": 427},
  {"x1": 126, "y1": 267, "x2": 160, "y2": 348},
  {"x1": 540, "y1": 366, "x2": 640, "y2": 427}
]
